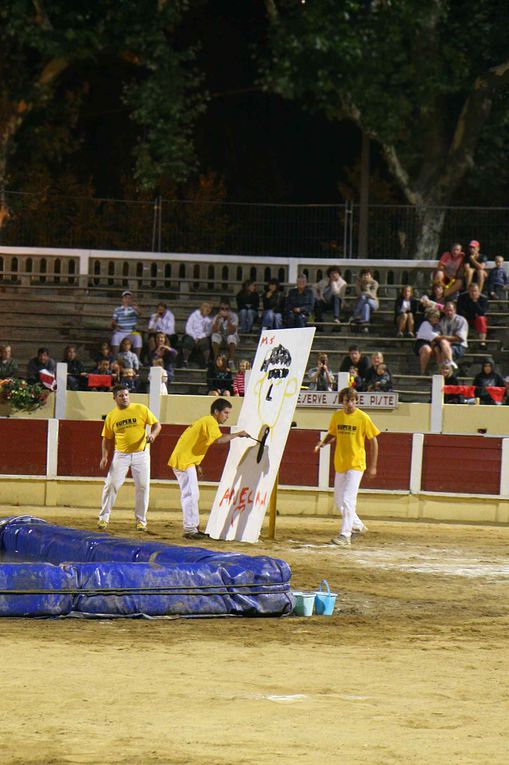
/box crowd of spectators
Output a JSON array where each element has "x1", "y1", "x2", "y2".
[
  {"x1": 304, "y1": 346, "x2": 394, "y2": 393},
  {"x1": 1, "y1": 243, "x2": 508, "y2": 403}
]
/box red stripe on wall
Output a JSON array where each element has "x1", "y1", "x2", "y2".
[
  {"x1": 279, "y1": 429, "x2": 320, "y2": 486},
  {"x1": 0, "y1": 420, "x2": 48, "y2": 475},
  {"x1": 58, "y1": 421, "x2": 104, "y2": 477},
  {"x1": 328, "y1": 432, "x2": 413, "y2": 490},
  {"x1": 422, "y1": 435, "x2": 501, "y2": 494}
]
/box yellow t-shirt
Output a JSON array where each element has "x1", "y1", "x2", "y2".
[
  {"x1": 327, "y1": 408, "x2": 380, "y2": 473},
  {"x1": 101, "y1": 403, "x2": 158, "y2": 453},
  {"x1": 168, "y1": 414, "x2": 222, "y2": 471}
]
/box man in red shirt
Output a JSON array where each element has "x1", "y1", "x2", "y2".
[{"x1": 433, "y1": 242, "x2": 465, "y2": 298}]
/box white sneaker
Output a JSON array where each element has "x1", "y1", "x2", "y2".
[
  {"x1": 331, "y1": 534, "x2": 351, "y2": 546},
  {"x1": 352, "y1": 524, "x2": 369, "y2": 535}
]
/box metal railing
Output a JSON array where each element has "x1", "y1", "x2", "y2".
[
  {"x1": 0, "y1": 248, "x2": 439, "y2": 296},
  {"x1": 1, "y1": 191, "x2": 508, "y2": 258}
]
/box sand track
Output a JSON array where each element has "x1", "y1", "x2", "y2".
[{"x1": 1, "y1": 507, "x2": 508, "y2": 764}]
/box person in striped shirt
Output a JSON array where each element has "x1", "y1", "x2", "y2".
[
  {"x1": 111, "y1": 291, "x2": 142, "y2": 358},
  {"x1": 233, "y1": 359, "x2": 251, "y2": 396}
]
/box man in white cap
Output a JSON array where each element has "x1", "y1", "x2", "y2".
[{"x1": 111, "y1": 290, "x2": 142, "y2": 358}]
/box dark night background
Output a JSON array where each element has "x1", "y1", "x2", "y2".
[
  {"x1": 26, "y1": 1, "x2": 501, "y2": 208},
  {"x1": 71, "y1": 1, "x2": 370, "y2": 203}
]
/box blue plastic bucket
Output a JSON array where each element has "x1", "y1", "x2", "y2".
[
  {"x1": 292, "y1": 592, "x2": 315, "y2": 617},
  {"x1": 314, "y1": 579, "x2": 337, "y2": 616}
]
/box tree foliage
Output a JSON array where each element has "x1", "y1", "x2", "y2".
[
  {"x1": 0, "y1": 0, "x2": 205, "y2": 201},
  {"x1": 262, "y1": 0, "x2": 509, "y2": 256}
]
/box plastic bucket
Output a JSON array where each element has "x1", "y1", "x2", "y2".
[
  {"x1": 314, "y1": 579, "x2": 337, "y2": 616},
  {"x1": 292, "y1": 592, "x2": 315, "y2": 617}
]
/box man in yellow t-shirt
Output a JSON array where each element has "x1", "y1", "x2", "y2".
[
  {"x1": 169, "y1": 398, "x2": 249, "y2": 539},
  {"x1": 315, "y1": 387, "x2": 379, "y2": 546},
  {"x1": 98, "y1": 384, "x2": 161, "y2": 532}
]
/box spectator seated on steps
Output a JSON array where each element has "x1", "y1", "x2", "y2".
[
  {"x1": 236, "y1": 280, "x2": 260, "y2": 333},
  {"x1": 27, "y1": 347, "x2": 56, "y2": 384},
  {"x1": 432, "y1": 242, "x2": 465, "y2": 299},
  {"x1": 206, "y1": 353, "x2": 233, "y2": 396},
  {"x1": 62, "y1": 344, "x2": 87, "y2": 391},
  {"x1": 487, "y1": 255, "x2": 509, "y2": 303},
  {"x1": 313, "y1": 265, "x2": 347, "y2": 328},
  {"x1": 351, "y1": 268, "x2": 379, "y2": 333},
  {"x1": 151, "y1": 358, "x2": 169, "y2": 394},
  {"x1": 394, "y1": 285, "x2": 418, "y2": 337},
  {"x1": 413, "y1": 308, "x2": 441, "y2": 375},
  {"x1": 285, "y1": 274, "x2": 314, "y2": 328},
  {"x1": 95, "y1": 341, "x2": 116, "y2": 366},
  {"x1": 434, "y1": 301, "x2": 469, "y2": 370},
  {"x1": 261, "y1": 278, "x2": 285, "y2": 330},
  {"x1": 347, "y1": 366, "x2": 363, "y2": 390},
  {"x1": 339, "y1": 345, "x2": 370, "y2": 381},
  {"x1": 456, "y1": 283, "x2": 489, "y2": 350},
  {"x1": 211, "y1": 299, "x2": 239, "y2": 372},
  {"x1": 307, "y1": 352, "x2": 336, "y2": 391},
  {"x1": 233, "y1": 359, "x2": 251, "y2": 397},
  {"x1": 362, "y1": 351, "x2": 393, "y2": 392},
  {"x1": 366, "y1": 363, "x2": 392, "y2": 392},
  {"x1": 472, "y1": 357, "x2": 505, "y2": 405},
  {"x1": 440, "y1": 361, "x2": 464, "y2": 404},
  {"x1": 149, "y1": 331, "x2": 177, "y2": 383},
  {"x1": 181, "y1": 301, "x2": 213, "y2": 368},
  {"x1": 147, "y1": 302, "x2": 178, "y2": 354},
  {"x1": 116, "y1": 337, "x2": 140, "y2": 372},
  {"x1": 111, "y1": 290, "x2": 142, "y2": 358},
  {"x1": 419, "y1": 283, "x2": 446, "y2": 317},
  {"x1": 463, "y1": 240, "x2": 487, "y2": 292},
  {"x1": 119, "y1": 366, "x2": 139, "y2": 392},
  {"x1": 0, "y1": 344, "x2": 19, "y2": 378}
]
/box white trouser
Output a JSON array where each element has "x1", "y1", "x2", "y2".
[
  {"x1": 99, "y1": 450, "x2": 150, "y2": 524},
  {"x1": 172, "y1": 466, "x2": 200, "y2": 532},
  {"x1": 334, "y1": 469, "x2": 364, "y2": 539}
]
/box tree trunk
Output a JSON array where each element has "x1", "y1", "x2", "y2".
[{"x1": 413, "y1": 205, "x2": 446, "y2": 260}]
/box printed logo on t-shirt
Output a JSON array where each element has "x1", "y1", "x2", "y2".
[
  {"x1": 114, "y1": 417, "x2": 138, "y2": 430},
  {"x1": 337, "y1": 424, "x2": 357, "y2": 434}
]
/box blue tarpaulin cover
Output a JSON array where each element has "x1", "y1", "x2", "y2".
[{"x1": 0, "y1": 516, "x2": 293, "y2": 618}]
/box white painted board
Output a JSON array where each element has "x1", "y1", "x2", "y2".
[{"x1": 206, "y1": 327, "x2": 315, "y2": 543}]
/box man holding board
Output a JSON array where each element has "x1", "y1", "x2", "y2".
[{"x1": 169, "y1": 398, "x2": 250, "y2": 539}]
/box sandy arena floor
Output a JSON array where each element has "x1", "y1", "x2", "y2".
[{"x1": 1, "y1": 505, "x2": 508, "y2": 765}]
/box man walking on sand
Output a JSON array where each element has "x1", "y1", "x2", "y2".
[
  {"x1": 315, "y1": 387, "x2": 379, "y2": 546},
  {"x1": 98, "y1": 383, "x2": 161, "y2": 532},
  {"x1": 169, "y1": 398, "x2": 250, "y2": 539}
]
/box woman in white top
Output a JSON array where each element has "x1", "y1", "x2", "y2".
[{"x1": 414, "y1": 309, "x2": 441, "y2": 374}]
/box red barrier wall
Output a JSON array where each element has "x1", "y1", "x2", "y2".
[
  {"x1": 328, "y1": 432, "x2": 413, "y2": 490},
  {"x1": 422, "y1": 435, "x2": 501, "y2": 495},
  {"x1": 0, "y1": 420, "x2": 47, "y2": 475},
  {"x1": 0, "y1": 419, "x2": 505, "y2": 497},
  {"x1": 57, "y1": 422, "x2": 231, "y2": 482},
  {"x1": 279, "y1": 430, "x2": 320, "y2": 487},
  {"x1": 58, "y1": 421, "x2": 104, "y2": 477}
]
